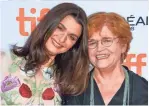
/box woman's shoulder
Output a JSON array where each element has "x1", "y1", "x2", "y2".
[
  {"x1": 123, "y1": 65, "x2": 147, "y2": 85},
  {"x1": 123, "y1": 65, "x2": 148, "y2": 105},
  {"x1": 1, "y1": 51, "x2": 25, "y2": 73},
  {"x1": 61, "y1": 93, "x2": 84, "y2": 105},
  {"x1": 124, "y1": 66, "x2": 148, "y2": 87}
]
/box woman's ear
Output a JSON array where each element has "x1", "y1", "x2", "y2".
[{"x1": 121, "y1": 44, "x2": 127, "y2": 54}]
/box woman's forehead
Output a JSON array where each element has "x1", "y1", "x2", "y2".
[{"x1": 89, "y1": 26, "x2": 115, "y2": 38}]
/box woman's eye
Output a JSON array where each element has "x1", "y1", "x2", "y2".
[
  {"x1": 88, "y1": 40, "x2": 96, "y2": 44},
  {"x1": 103, "y1": 39, "x2": 112, "y2": 43},
  {"x1": 57, "y1": 26, "x2": 63, "y2": 30},
  {"x1": 89, "y1": 42, "x2": 96, "y2": 45},
  {"x1": 105, "y1": 39, "x2": 111, "y2": 42},
  {"x1": 69, "y1": 35, "x2": 77, "y2": 41}
]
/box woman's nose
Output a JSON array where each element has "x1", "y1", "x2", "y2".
[
  {"x1": 59, "y1": 33, "x2": 67, "y2": 43},
  {"x1": 97, "y1": 40, "x2": 105, "y2": 51}
]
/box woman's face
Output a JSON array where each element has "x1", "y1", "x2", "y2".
[
  {"x1": 45, "y1": 15, "x2": 82, "y2": 55},
  {"x1": 88, "y1": 25, "x2": 126, "y2": 70}
]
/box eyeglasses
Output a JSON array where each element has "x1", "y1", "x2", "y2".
[{"x1": 88, "y1": 37, "x2": 118, "y2": 49}]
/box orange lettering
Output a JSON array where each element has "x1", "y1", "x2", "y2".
[
  {"x1": 123, "y1": 53, "x2": 147, "y2": 75},
  {"x1": 16, "y1": 8, "x2": 50, "y2": 36}
]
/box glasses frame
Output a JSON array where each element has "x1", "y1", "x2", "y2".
[{"x1": 88, "y1": 37, "x2": 119, "y2": 49}]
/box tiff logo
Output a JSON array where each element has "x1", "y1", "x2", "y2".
[
  {"x1": 123, "y1": 54, "x2": 147, "y2": 76},
  {"x1": 16, "y1": 8, "x2": 50, "y2": 36}
]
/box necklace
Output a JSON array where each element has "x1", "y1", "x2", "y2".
[{"x1": 90, "y1": 66, "x2": 130, "y2": 105}]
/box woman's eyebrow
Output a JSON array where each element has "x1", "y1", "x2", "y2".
[
  {"x1": 69, "y1": 33, "x2": 79, "y2": 39},
  {"x1": 59, "y1": 23, "x2": 66, "y2": 30},
  {"x1": 88, "y1": 39, "x2": 96, "y2": 42},
  {"x1": 60, "y1": 23, "x2": 79, "y2": 38}
]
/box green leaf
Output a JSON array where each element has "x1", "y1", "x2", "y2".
[
  {"x1": 32, "y1": 89, "x2": 36, "y2": 96},
  {"x1": 1, "y1": 90, "x2": 20, "y2": 105},
  {"x1": 23, "y1": 78, "x2": 29, "y2": 83},
  {"x1": 9, "y1": 53, "x2": 24, "y2": 73},
  {"x1": 38, "y1": 83, "x2": 49, "y2": 91},
  {"x1": 10, "y1": 53, "x2": 18, "y2": 60},
  {"x1": 31, "y1": 82, "x2": 36, "y2": 88},
  {"x1": 31, "y1": 82, "x2": 36, "y2": 95},
  {"x1": 1, "y1": 93, "x2": 14, "y2": 105},
  {"x1": 8, "y1": 63, "x2": 19, "y2": 73},
  {"x1": 0, "y1": 93, "x2": 8, "y2": 100}
]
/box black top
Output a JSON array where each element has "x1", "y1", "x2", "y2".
[{"x1": 62, "y1": 66, "x2": 148, "y2": 105}]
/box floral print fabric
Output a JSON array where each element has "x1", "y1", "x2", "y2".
[{"x1": 0, "y1": 52, "x2": 61, "y2": 105}]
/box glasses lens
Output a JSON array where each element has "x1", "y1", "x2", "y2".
[
  {"x1": 102, "y1": 38, "x2": 113, "y2": 47},
  {"x1": 88, "y1": 41, "x2": 97, "y2": 49}
]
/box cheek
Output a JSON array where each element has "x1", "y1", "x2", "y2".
[
  {"x1": 52, "y1": 29, "x2": 59, "y2": 36},
  {"x1": 88, "y1": 50, "x2": 96, "y2": 62},
  {"x1": 115, "y1": 45, "x2": 122, "y2": 54},
  {"x1": 109, "y1": 46, "x2": 122, "y2": 60},
  {"x1": 45, "y1": 38, "x2": 51, "y2": 48},
  {"x1": 65, "y1": 40, "x2": 76, "y2": 49}
]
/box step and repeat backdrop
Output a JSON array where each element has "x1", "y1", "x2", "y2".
[{"x1": 0, "y1": 0, "x2": 148, "y2": 80}]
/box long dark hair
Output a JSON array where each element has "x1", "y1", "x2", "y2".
[{"x1": 12, "y1": 3, "x2": 89, "y2": 95}]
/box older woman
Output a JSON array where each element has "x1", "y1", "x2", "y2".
[
  {"x1": 0, "y1": 3, "x2": 89, "y2": 105},
  {"x1": 62, "y1": 12, "x2": 148, "y2": 105}
]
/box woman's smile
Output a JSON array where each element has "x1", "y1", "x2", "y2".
[
  {"x1": 96, "y1": 54, "x2": 110, "y2": 60},
  {"x1": 51, "y1": 38, "x2": 63, "y2": 48}
]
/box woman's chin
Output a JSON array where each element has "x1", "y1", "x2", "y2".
[
  {"x1": 47, "y1": 50, "x2": 57, "y2": 56},
  {"x1": 95, "y1": 63, "x2": 111, "y2": 70}
]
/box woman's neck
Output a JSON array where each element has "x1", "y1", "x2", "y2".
[
  {"x1": 93, "y1": 64, "x2": 125, "y2": 85},
  {"x1": 35, "y1": 56, "x2": 55, "y2": 78},
  {"x1": 41, "y1": 55, "x2": 55, "y2": 67}
]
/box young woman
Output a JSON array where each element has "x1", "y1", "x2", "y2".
[{"x1": 0, "y1": 3, "x2": 89, "y2": 105}]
